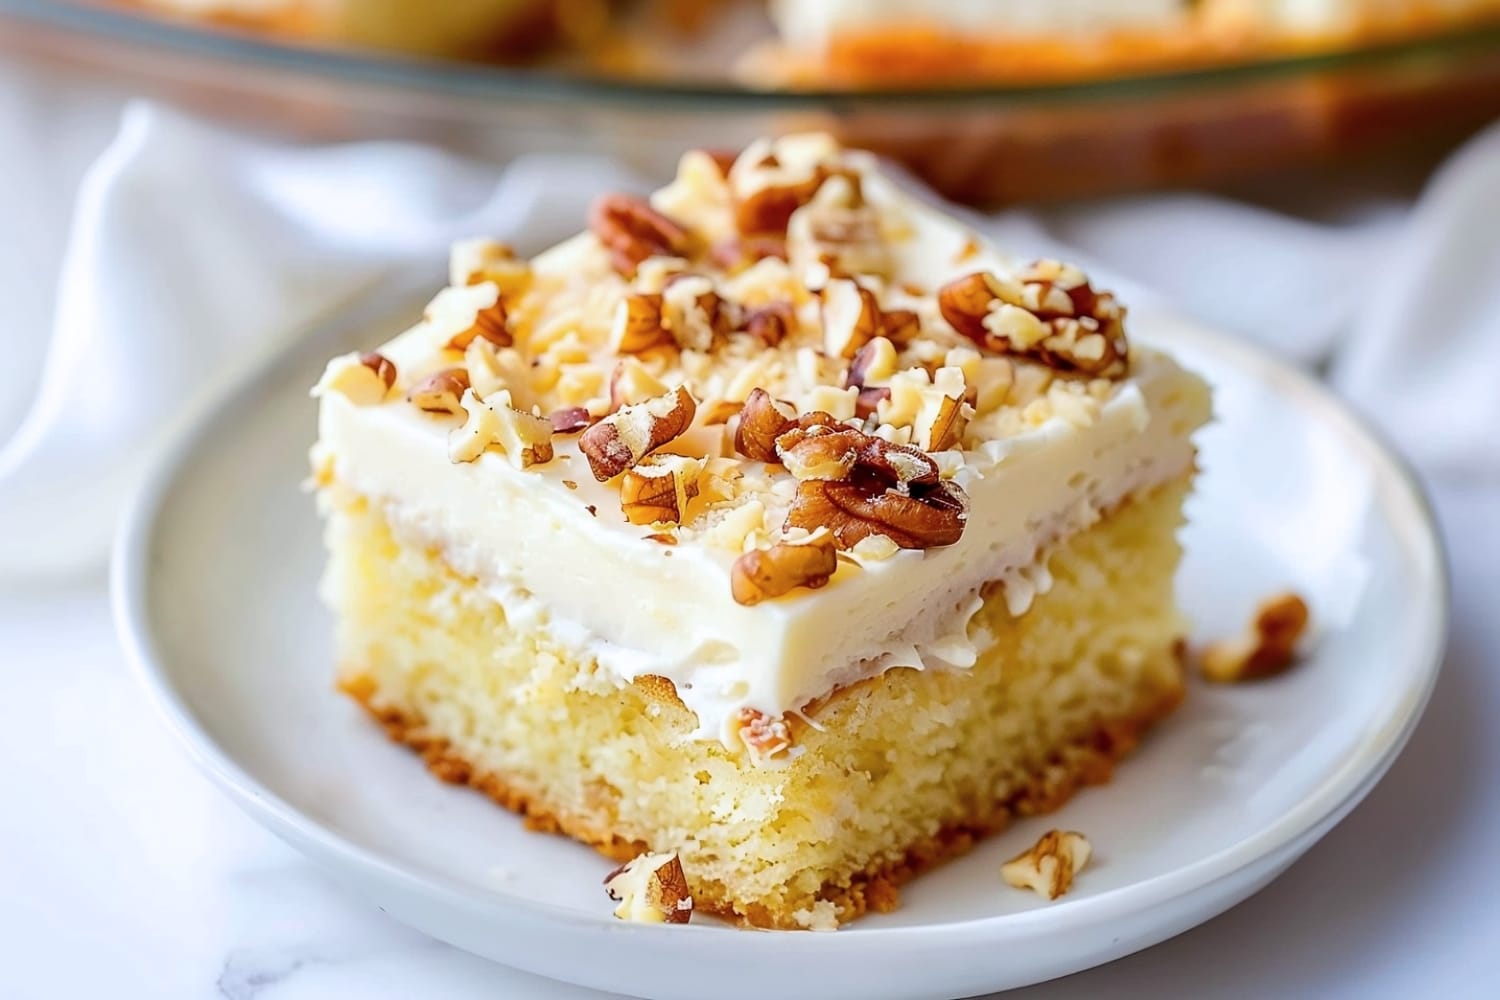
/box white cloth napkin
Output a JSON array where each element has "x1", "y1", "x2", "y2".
[{"x1": 2, "y1": 100, "x2": 1498, "y2": 580}]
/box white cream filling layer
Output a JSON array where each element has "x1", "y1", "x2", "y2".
[{"x1": 320, "y1": 351, "x2": 1208, "y2": 743}]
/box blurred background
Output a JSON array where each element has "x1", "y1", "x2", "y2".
[{"x1": 3, "y1": 3, "x2": 1499, "y2": 999}]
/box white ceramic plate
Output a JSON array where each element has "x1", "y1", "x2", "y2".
[{"x1": 113, "y1": 288, "x2": 1446, "y2": 1000}]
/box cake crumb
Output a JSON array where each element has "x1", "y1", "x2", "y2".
[{"x1": 791, "y1": 900, "x2": 839, "y2": 931}]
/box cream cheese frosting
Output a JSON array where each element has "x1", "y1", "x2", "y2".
[{"x1": 312, "y1": 134, "x2": 1211, "y2": 744}]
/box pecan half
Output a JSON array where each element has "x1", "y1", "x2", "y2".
[
  {"x1": 408, "y1": 368, "x2": 471, "y2": 416},
  {"x1": 579, "y1": 385, "x2": 696, "y2": 481},
  {"x1": 785, "y1": 477, "x2": 966, "y2": 550},
  {"x1": 589, "y1": 194, "x2": 692, "y2": 278},
  {"x1": 733, "y1": 388, "x2": 797, "y2": 463},
  {"x1": 731, "y1": 535, "x2": 838, "y2": 606}
]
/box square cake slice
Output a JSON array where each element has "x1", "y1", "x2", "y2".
[{"x1": 311, "y1": 134, "x2": 1212, "y2": 929}]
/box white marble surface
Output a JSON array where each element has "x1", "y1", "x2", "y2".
[{"x1": 1, "y1": 478, "x2": 1495, "y2": 999}]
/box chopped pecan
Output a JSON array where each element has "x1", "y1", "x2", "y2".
[
  {"x1": 822, "y1": 278, "x2": 882, "y2": 360},
  {"x1": 731, "y1": 534, "x2": 838, "y2": 606},
  {"x1": 661, "y1": 273, "x2": 734, "y2": 352},
  {"x1": 619, "y1": 454, "x2": 701, "y2": 525},
  {"x1": 611, "y1": 293, "x2": 672, "y2": 353},
  {"x1": 880, "y1": 308, "x2": 921, "y2": 346},
  {"x1": 744, "y1": 302, "x2": 794, "y2": 347},
  {"x1": 938, "y1": 268, "x2": 1129, "y2": 378},
  {"x1": 731, "y1": 708, "x2": 797, "y2": 763},
  {"x1": 856, "y1": 436, "x2": 941, "y2": 490},
  {"x1": 589, "y1": 194, "x2": 692, "y2": 278},
  {"x1": 359, "y1": 352, "x2": 397, "y2": 392},
  {"x1": 579, "y1": 385, "x2": 696, "y2": 481},
  {"x1": 1001, "y1": 830, "x2": 1092, "y2": 901},
  {"x1": 315, "y1": 352, "x2": 397, "y2": 406},
  {"x1": 604, "y1": 852, "x2": 693, "y2": 925},
  {"x1": 775, "y1": 426, "x2": 864, "y2": 481},
  {"x1": 447, "y1": 293, "x2": 511, "y2": 351},
  {"x1": 408, "y1": 368, "x2": 471, "y2": 416},
  {"x1": 549, "y1": 407, "x2": 593, "y2": 434},
  {"x1": 733, "y1": 388, "x2": 797, "y2": 463},
  {"x1": 786, "y1": 477, "x2": 966, "y2": 550},
  {"x1": 733, "y1": 161, "x2": 828, "y2": 236},
  {"x1": 787, "y1": 174, "x2": 891, "y2": 280},
  {"x1": 709, "y1": 234, "x2": 788, "y2": 273},
  {"x1": 938, "y1": 272, "x2": 1009, "y2": 343},
  {"x1": 845, "y1": 337, "x2": 898, "y2": 390},
  {"x1": 1201, "y1": 592, "x2": 1311, "y2": 683},
  {"x1": 856, "y1": 386, "x2": 892, "y2": 420}
]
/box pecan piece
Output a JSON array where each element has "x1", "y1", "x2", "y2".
[
  {"x1": 786, "y1": 478, "x2": 966, "y2": 550},
  {"x1": 731, "y1": 534, "x2": 838, "y2": 607},
  {"x1": 822, "y1": 278, "x2": 882, "y2": 360},
  {"x1": 1201, "y1": 592, "x2": 1311, "y2": 683},
  {"x1": 611, "y1": 293, "x2": 671, "y2": 353},
  {"x1": 939, "y1": 268, "x2": 1129, "y2": 378},
  {"x1": 733, "y1": 388, "x2": 797, "y2": 463},
  {"x1": 1001, "y1": 830, "x2": 1092, "y2": 901},
  {"x1": 744, "y1": 302, "x2": 794, "y2": 347},
  {"x1": 549, "y1": 407, "x2": 593, "y2": 434},
  {"x1": 856, "y1": 436, "x2": 941, "y2": 490},
  {"x1": 775, "y1": 426, "x2": 864, "y2": 481},
  {"x1": 408, "y1": 368, "x2": 471, "y2": 416},
  {"x1": 710, "y1": 234, "x2": 788, "y2": 273},
  {"x1": 604, "y1": 852, "x2": 693, "y2": 925},
  {"x1": 731, "y1": 707, "x2": 796, "y2": 764},
  {"x1": 855, "y1": 386, "x2": 892, "y2": 420},
  {"x1": 579, "y1": 385, "x2": 696, "y2": 481},
  {"x1": 619, "y1": 454, "x2": 701, "y2": 525},
  {"x1": 447, "y1": 294, "x2": 511, "y2": 351},
  {"x1": 589, "y1": 194, "x2": 692, "y2": 278}
]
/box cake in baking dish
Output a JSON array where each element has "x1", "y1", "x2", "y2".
[
  {"x1": 757, "y1": 0, "x2": 1500, "y2": 85},
  {"x1": 310, "y1": 134, "x2": 1212, "y2": 929}
]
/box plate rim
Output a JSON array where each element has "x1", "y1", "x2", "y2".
[{"x1": 110, "y1": 294, "x2": 1450, "y2": 953}]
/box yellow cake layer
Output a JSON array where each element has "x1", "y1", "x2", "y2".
[{"x1": 320, "y1": 472, "x2": 1192, "y2": 929}]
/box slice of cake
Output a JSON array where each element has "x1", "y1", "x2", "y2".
[{"x1": 311, "y1": 134, "x2": 1212, "y2": 929}]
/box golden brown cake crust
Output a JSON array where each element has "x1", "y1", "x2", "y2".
[{"x1": 340, "y1": 670, "x2": 1183, "y2": 929}]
